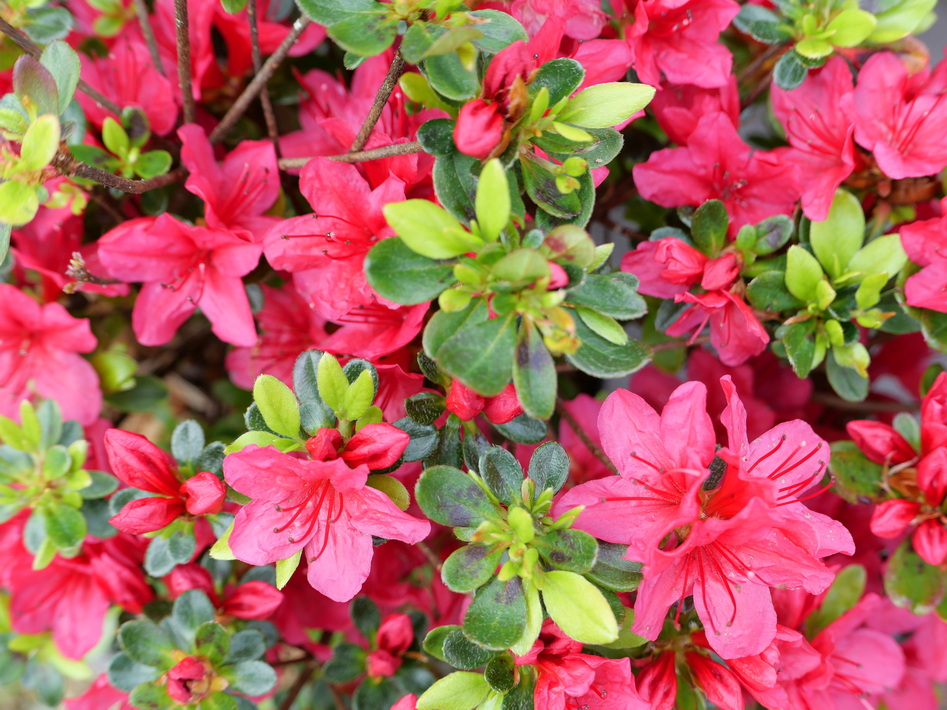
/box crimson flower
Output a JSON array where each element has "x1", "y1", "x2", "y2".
[
  {"x1": 849, "y1": 372, "x2": 947, "y2": 564},
  {"x1": 0, "y1": 283, "x2": 101, "y2": 425},
  {"x1": 224, "y1": 446, "x2": 430, "y2": 602},
  {"x1": 165, "y1": 564, "x2": 284, "y2": 621},
  {"x1": 633, "y1": 112, "x2": 800, "y2": 236},
  {"x1": 97, "y1": 213, "x2": 262, "y2": 346},
  {"x1": 556, "y1": 377, "x2": 853, "y2": 659},
  {"x1": 445, "y1": 381, "x2": 524, "y2": 425},
  {"x1": 900, "y1": 196, "x2": 947, "y2": 314},
  {"x1": 515, "y1": 619, "x2": 648, "y2": 709},
  {"x1": 105, "y1": 429, "x2": 226, "y2": 534},
  {"x1": 366, "y1": 613, "x2": 414, "y2": 678}
]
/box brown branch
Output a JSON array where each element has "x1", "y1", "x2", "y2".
[
  {"x1": 209, "y1": 16, "x2": 312, "y2": 145},
  {"x1": 278, "y1": 660, "x2": 319, "y2": 710},
  {"x1": 811, "y1": 392, "x2": 914, "y2": 414},
  {"x1": 556, "y1": 398, "x2": 618, "y2": 475},
  {"x1": 174, "y1": 0, "x2": 195, "y2": 125},
  {"x1": 350, "y1": 51, "x2": 405, "y2": 153},
  {"x1": 0, "y1": 16, "x2": 124, "y2": 117},
  {"x1": 736, "y1": 43, "x2": 784, "y2": 85},
  {"x1": 51, "y1": 151, "x2": 185, "y2": 194},
  {"x1": 278, "y1": 141, "x2": 423, "y2": 170},
  {"x1": 133, "y1": 0, "x2": 165, "y2": 78},
  {"x1": 247, "y1": 0, "x2": 280, "y2": 155}
]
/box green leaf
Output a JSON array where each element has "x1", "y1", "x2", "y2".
[
  {"x1": 466, "y1": 10, "x2": 528, "y2": 54},
  {"x1": 384, "y1": 199, "x2": 483, "y2": 259},
  {"x1": 172, "y1": 589, "x2": 217, "y2": 641},
  {"x1": 351, "y1": 596, "x2": 381, "y2": 638},
  {"x1": 785, "y1": 246, "x2": 825, "y2": 303},
  {"x1": 479, "y1": 447, "x2": 524, "y2": 505},
  {"x1": 23, "y1": 6, "x2": 74, "y2": 44},
  {"x1": 417, "y1": 118, "x2": 457, "y2": 156},
  {"x1": 576, "y1": 307, "x2": 628, "y2": 346},
  {"x1": 773, "y1": 49, "x2": 808, "y2": 90},
  {"x1": 102, "y1": 116, "x2": 129, "y2": 157},
  {"x1": 107, "y1": 652, "x2": 160, "y2": 693},
  {"x1": 39, "y1": 41, "x2": 80, "y2": 114},
  {"x1": 810, "y1": 190, "x2": 864, "y2": 280},
  {"x1": 869, "y1": 0, "x2": 936, "y2": 43},
  {"x1": 0, "y1": 224, "x2": 10, "y2": 264},
  {"x1": 296, "y1": 0, "x2": 378, "y2": 25},
  {"x1": 128, "y1": 682, "x2": 174, "y2": 710},
  {"x1": 442, "y1": 627, "x2": 500, "y2": 670},
  {"x1": 442, "y1": 544, "x2": 504, "y2": 593},
  {"x1": 476, "y1": 158, "x2": 510, "y2": 242},
  {"x1": 780, "y1": 319, "x2": 818, "y2": 378},
  {"x1": 134, "y1": 150, "x2": 172, "y2": 179},
  {"x1": 528, "y1": 58, "x2": 585, "y2": 105},
  {"x1": 848, "y1": 234, "x2": 907, "y2": 278},
  {"x1": 104, "y1": 375, "x2": 169, "y2": 412},
  {"x1": 221, "y1": 0, "x2": 249, "y2": 12},
  {"x1": 80, "y1": 470, "x2": 119, "y2": 499},
  {"x1": 733, "y1": 4, "x2": 792, "y2": 43},
  {"x1": 425, "y1": 52, "x2": 479, "y2": 101},
  {"x1": 393, "y1": 417, "x2": 438, "y2": 462},
  {"x1": 42, "y1": 503, "x2": 85, "y2": 549},
  {"x1": 566, "y1": 316, "x2": 651, "y2": 378},
  {"x1": 119, "y1": 620, "x2": 175, "y2": 668},
  {"x1": 171, "y1": 421, "x2": 205, "y2": 467},
  {"x1": 587, "y1": 542, "x2": 643, "y2": 593},
  {"x1": 884, "y1": 538, "x2": 946, "y2": 614},
  {"x1": 400, "y1": 21, "x2": 442, "y2": 64},
  {"x1": 808, "y1": 564, "x2": 866, "y2": 636},
  {"x1": 825, "y1": 8, "x2": 876, "y2": 47},
  {"x1": 275, "y1": 550, "x2": 301, "y2": 589},
  {"x1": 536, "y1": 528, "x2": 597, "y2": 573},
  {"x1": 422, "y1": 625, "x2": 453, "y2": 662},
  {"x1": 323, "y1": 642, "x2": 365, "y2": 683},
  {"x1": 520, "y1": 153, "x2": 581, "y2": 219},
  {"x1": 13, "y1": 56, "x2": 59, "y2": 116},
  {"x1": 436, "y1": 315, "x2": 516, "y2": 397},
  {"x1": 327, "y1": 12, "x2": 398, "y2": 57},
  {"x1": 691, "y1": 200, "x2": 729, "y2": 255},
  {"x1": 317, "y1": 353, "x2": 348, "y2": 414},
  {"x1": 557, "y1": 82, "x2": 655, "y2": 129},
  {"x1": 463, "y1": 576, "x2": 527, "y2": 649},
  {"x1": 292, "y1": 350, "x2": 324, "y2": 405},
  {"x1": 527, "y1": 442, "x2": 569, "y2": 495},
  {"x1": 342, "y1": 370, "x2": 374, "y2": 420},
  {"x1": 753, "y1": 215, "x2": 794, "y2": 255},
  {"x1": 828, "y1": 440, "x2": 885, "y2": 504},
  {"x1": 226, "y1": 660, "x2": 277, "y2": 696},
  {"x1": 224, "y1": 430, "x2": 294, "y2": 455},
  {"x1": 252, "y1": 375, "x2": 300, "y2": 438},
  {"x1": 540, "y1": 571, "x2": 618, "y2": 644},
  {"x1": 416, "y1": 466, "x2": 497, "y2": 527},
  {"x1": 417, "y1": 672, "x2": 491, "y2": 710},
  {"x1": 195, "y1": 622, "x2": 230, "y2": 666},
  {"x1": 826, "y1": 349, "x2": 869, "y2": 402},
  {"x1": 365, "y1": 237, "x2": 458, "y2": 304},
  {"x1": 0, "y1": 181, "x2": 40, "y2": 227},
  {"x1": 20, "y1": 114, "x2": 60, "y2": 171},
  {"x1": 512, "y1": 321, "x2": 556, "y2": 420},
  {"x1": 225, "y1": 629, "x2": 267, "y2": 664},
  {"x1": 484, "y1": 654, "x2": 516, "y2": 693},
  {"x1": 746, "y1": 272, "x2": 804, "y2": 312}
]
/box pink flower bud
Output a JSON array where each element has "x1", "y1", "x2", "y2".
[
  {"x1": 166, "y1": 656, "x2": 209, "y2": 704},
  {"x1": 366, "y1": 649, "x2": 402, "y2": 678},
  {"x1": 548, "y1": 262, "x2": 570, "y2": 290},
  {"x1": 700, "y1": 253, "x2": 740, "y2": 291},
  {"x1": 446, "y1": 381, "x2": 485, "y2": 421},
  {"x1": 636, "y1": 652, "x2": 677, "y2": 710},
  {"x1": 846, "y1": 421, "x2": 916, "y2": 466},
  {"x1": 341, "y1": 423, "x2": 411, "y2": 469},
  {"x1": 483, "y1": 384, "x2": 524, "y2": 425},
  {"x1": 222, "y1": 581, "x2": 284, "y2": 620},
  {"x1": 306, "y1": 428, "x2": 344, "y2": 461},
  {"x1": 870, "y1": 499, "x2": 921, "y2": 539},
  {"x1": 377, "y1": 613, "x2": 414, "y2": 655},
  {"x1": 180, "y1": 472, "x2": 226, "y2": 516},
  {"x1": 914, "y1": 520, "x2": 947, "y2": 566},
  {"x1": 109, "y1": 496, "x2": 187, "y2": 534},
  {"x1": 165, "y1": 564, "x2": 217, "y2": 604},
  {"x1": 454, "y1": 100, "x2": 504, "y2": 159}
]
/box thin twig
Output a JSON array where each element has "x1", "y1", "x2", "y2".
[
  {"x1": 278, "y1": 660, "x2": 319, "y2": 710},
  {"x1": 812, "y1": 393, "x2": 914, "y2": 414},
  {"x1": 132, "y1": 0, "x2": 165, "y2": 77},
  {"x1": 649, "y1": 336, "x2": 710, "y2": 353},
  {"x1": 247, "y1": 0, "x2": 281, "y2": 154},
  {"x1": 209, "y1": 17, "x2": 312, "y2": 145},
  {"x1": 278, "y1": 141, "x2": 423, "y2": 170},
  {"x1": 417, "y1": 541, "x2": 443, "y2": 571},
  {"x1": 174, "y1": 0, "x2": 195, "y2": 124},
  {"x1": 350, "y1": 51, "x2": 405, "y2": 153},
  {"x1": 0, "y1": 16, "x2": 124, "y2": 117},
  {"x1": 556, "y1": 398, "x2": 618, "y2": 475},
  {"x1": 736, "y1": 43, "x2": 783, "y2": 85},
  {"x1": 51, "y1": 151, "x2": 185, "y2": 194}
]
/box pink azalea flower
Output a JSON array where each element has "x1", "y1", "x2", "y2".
[
  {"x1": 900, "y1": 196, "x2": 947, "y2": 313},
  {"x1": 0, "y1": 284, "x2": 101, "y2": 425},
  {"x1": 105, "y1": 429, "x2": 226, "y2": 534},
  {"x1": 771, "y1": 56, "x2": 860, "y2": 221},
  {"x1": 64, "y1": 675, "x2": 133, "y2": 710},
  {"x1": 618, "y1": 0, "x2": 740, "y2": 89},
  {"x1": 556, "y1": 377, "x2": 853, "y2": 659},
  {"x1": 665, "y1": 290, "x2": 770, "y2": 367},
  {"x1": 633, "y1": 112, "x2": 801, "y2": 236},
  {"x1": 77, "y1": 37, "x2": 178, "y2": 135},
  {"x1": 178, "y1": 124, "x2": 279, "y2": 242},
  {"x1": 445, "y1": 381, "x2": 524, "y2": 425},
  {"x1": 493, "y1": 0, "x2": 606, "y2": 40},
  {"x1": 366, "y1": 613, "x2": 414, "y2": 678},
  {"x1": 650, "y1": 77, "x2": 740, "y2": 146},
  {"x1": 516, "y1": 620, "x2": 648, "y2": 709},
  {"x1": 97, "y1": 214, "x2": 262, "y2": 346},
  {"x1": 165, "y1": 564, "x2": 284, "y2": 620},
  {"x1": 847, "y1": 52, "x2": 947, "y2": 180},
  {"x1": 224, "y1": 446, "x2": 430, "y2": 602}
]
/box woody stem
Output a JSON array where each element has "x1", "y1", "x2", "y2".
[
  {"x1": 51, "y1": 151, "x2": 185, "y2": 194},
  {"x1": 277, "y1": 141, "x2": 423, "y2": 170},
  {"x1": 278, "y1": 660, "x2": 320, "y2": 710},
  {"x1": 350, "y1": 51, "x2": 406, "y2": 153},
  {"x1": 247, "y1": 0, "x2": 281, "y2": 155},
  {"x1": 133, "y1": 0, "x2": 165, "y2": 77},
  {"x1": 174, "y1": 0, "x2": 196, "y2": 125}
]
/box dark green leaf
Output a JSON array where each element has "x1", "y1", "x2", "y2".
[
  {"x1": 467, "y1": 10, "x2": 528, "y2": 54},
  {"x1": 535, "y1": 528, "x2": 597, "y2": 573},
  {"x1": 567, "y1": 273, "x2": 647, "y2": 320},
  {"x1": 415, "y1": 466, "x2": 497, "y2": 527},
  {"x1": 462, "y1": 576, "x2": 527, "y2": 650},
  {"x1": 534, "y1": 169, "x2": 595, "y2": 230},
  {"x1": 296, "y1": 0, "x2": 378, "y2": 25},
  {"x1": 828, "y1": 441, "x2": 885, "y2": 503},
  {"x1": 433, "y1": 152, "x2": 479, "y2": 222},
  {"x1": 826, "y1": 350, "x2": 869, "y2": 402},
  {"x1": 746, "y1": 272, "x2": 804, "y2": 312},
  {"x1": 323, "y1": 642, "x2": 365, "y2": 683},
  {"x1": 567, "y1": 316, "x2": 652, "y2": 378},
  {"x1": 365, "y1": 237, "x2": 458, "y2": 304},
  {"x1": 512, "y1": 321, "x2": 556, "y2": 420},
  {"x1": 527, "y1": 58, "x2": 584, "y2": 105},
  {"x1": 779, "y1": 319, "x2": 817, "y2": 378},
  {"x1": 479, "y1": 446, "x2": 524, "y2": 504},
  {"x1": 424, "y1": 297, "x2": 490, "y2": 358},
  {"x1": 424, "y1": 417, "x2": 464, "y2": 469},
  {"x1": 400, "y1": 21, "x2": 443, "y2": 64},
  {"x1": 104, "y1": 376, "x2": 169, "y2": 412},
  {"x1": 393, "y1": 417, "x2": 438, "y2": 462},
  {"x1": 536, "y1": 127, "x2": 624, "y2": 169},
  {"x1": 195, "y1": 622, "x2": 230, "y2": 666},
  {"x1": 733, "y1": 4, "x2": 792, "y2": 43},
  {"x1": 484, "y1": 654, "x2": 516, "y2": 693},
  {"x1": 691, "y1": 200, "x2": 728, "y2": 255},
  {"x1": 171, "y1": 589, "x2": 217, "y2": 643},
  {"x1": 171, "y1": 420, "x2": 205, "y2": 467},
  {"x1": 492, "y1": 414, "x2": 547, "y2": 445},
  {"x1": 884, "y1": 539, "x2": 946, "y2": 614},
  {"x1": 422, "y1": 625, "x2": 454, "y2": 662},
  {"x1": 521, "y1": 154, "x2": 581, "y2": 219},
  {"x1": 527, "y1": 442, "x2": 568, "y2": 495},
  {"x1": 442, "y1": 544, "x2": 504, "y2": 593},
  {"x1": 773, "y1": 49, "x2": 809, "y2": 90},
  {"x1": 753, "y1": 215, "x2": 794, "y2": 255},
  {"x1": 424, "y1": 53, "x2": 479, "y2": 101},
  {"x1": 436, "y1": 315, "x2": 516, "y2": 397},
  {"x1": 352, "y1": 596, "x2": 381, "y2": 638},
  {"x1": 328, "y1": 12, "x2": 397, "y2": 57},
  {"x1": 443, "y1": 627, "x2": 500, "y2": 670},
  {"x1": 24, "y1": 7, "x2": 73, "y2": 44},
  {"x1": 226, "y1": 660, "x2": 278, "y2": 696},
  {"x1": 417, "y1": 118, "x2": 457, "y2": 156},
  {"x1": 405, "y1": 392, "x2": 445, "y2": 426},
  {"x1": 225, "y1": 630, "x2": 268, "y2": 664},
  {"x1": 119, "y1": 620, "x2": 175, "y2": 668},
  {"x1": 353, "y1": 678, "x2": 402, "y2": 710},
  {"x1": 80, "y1": 470, "x2": 119, "y2": 499},
  {"x1": 587, "y1": 542, "x2": 643, "y2": 593},
  {"x1": 108, "y1": 652, "x2": 160, "y2": 693}
]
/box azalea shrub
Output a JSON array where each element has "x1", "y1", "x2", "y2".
[{"x1": 4, "y1": 0, "x2": 947, "y2": 709}]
